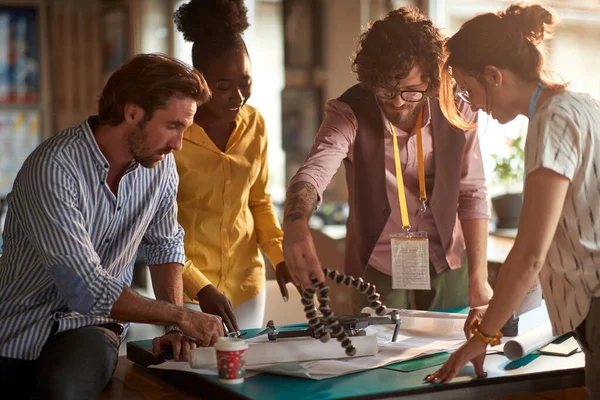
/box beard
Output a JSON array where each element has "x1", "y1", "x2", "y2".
[
  {"x1": 128, "y1": 121, "x2": 170, "y2": 168},
  {"x1": 383, "y1": 99, "x2": 426, "y2": 130}
]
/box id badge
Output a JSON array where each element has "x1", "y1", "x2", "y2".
[{"x1": 390, "y1": 231, "x2": 430, "y2": 290}]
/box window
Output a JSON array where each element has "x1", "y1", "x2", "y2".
[{"x1": 437, "y1": 0, "x2": 600, "y2": 197}]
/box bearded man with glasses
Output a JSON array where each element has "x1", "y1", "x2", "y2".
[{"x1": 283, "y1": 7, "x2": 492, "y2": 334}]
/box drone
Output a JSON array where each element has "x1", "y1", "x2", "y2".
[{"x1": 258, "y1": 310, "x2": 401, "y2": 343}]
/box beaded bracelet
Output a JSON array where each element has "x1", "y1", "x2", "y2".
[
  {"x1": 470, "y1": 318, "x2": 503, "y2": 346},
  {"x1": 301, "y1": 268, "x2": 388, "y2": 356}
]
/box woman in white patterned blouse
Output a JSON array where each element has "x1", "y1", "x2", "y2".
[{"x1": 425, "y1": 3, "x2": 600, "y2": 397}]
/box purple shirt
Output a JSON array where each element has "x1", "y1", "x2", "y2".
[{"x1": 290, "y1": 98, "x2": 489, "y2": 275}]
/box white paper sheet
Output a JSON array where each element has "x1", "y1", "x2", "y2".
[
  {"x1": 188, "y1": 335, "x2": 378, "y2": 368},
  {"x1": 150, "y1": 311, "x2": 468, "y2": 380},
  {"x1": 539, "y1": 336, "x2": 580, "y2": 356},
  {"x1": 503, "y1": 321, "x2": 559, "y2": 361}
]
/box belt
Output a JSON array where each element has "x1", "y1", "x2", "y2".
[{"x1": 96, "y1": 323, "x2": 124, "y2": 336}]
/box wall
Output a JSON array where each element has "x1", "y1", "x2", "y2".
[
  {"x1": 250, "y1": 0, "x2": 286, "y2": 203},
  {"x1": 138, "y1": 0, "x2": 172, "y2": 55},
  {"x1": 48, "y1": 0, "x2": 103, "y2": 131},
  {"x1": 550, "y1": 20, "x2": 600, "y2": 99},
  {"x1": 288, "y1": 0, "x2": 422, "y2": 204}
]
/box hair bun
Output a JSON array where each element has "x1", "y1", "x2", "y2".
[
  {"x1": 174, "y1": 0, "x2": 249, "y2": 43},
  {"x1": 502, "y1": 3, "x2": 555, "y2": 45}
]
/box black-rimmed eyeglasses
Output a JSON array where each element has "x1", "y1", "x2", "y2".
[{"x1": 374, "y1": 85, "x2": 429, "y2": 102}]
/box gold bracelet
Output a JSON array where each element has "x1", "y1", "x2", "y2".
[{"x1": 470, "y1": 318, "x2": 503, "y2": 346}]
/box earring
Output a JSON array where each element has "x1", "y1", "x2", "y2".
[{"x1": 495, "y1": 83, "x2": 499, "y2": 87}]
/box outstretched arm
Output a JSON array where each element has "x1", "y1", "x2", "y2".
[
  {"x1": 283, "y1": 182, "x2": 322, "y2": 287},
  {"x1": 284, "y1": 181, "x2": 318, "y2": 224}
]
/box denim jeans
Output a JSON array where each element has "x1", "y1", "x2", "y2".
[
  {"x1": 575, "y1": 297, "x2": 600, "y2": 400},
  {"x1": 0, "y1": 324, "x2": 121, "y2": 400}
]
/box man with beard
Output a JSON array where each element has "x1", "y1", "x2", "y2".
[
  {"x1": 283, "y1": 8, "x2": 491, "y2": 330},
  {"x1": 0, "y1": 53, "x2": 224, "y2": 399}
]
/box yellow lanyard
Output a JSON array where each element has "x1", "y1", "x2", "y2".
[{"x1": 389, "y1": 108, "x2": 427, "y2": 231}]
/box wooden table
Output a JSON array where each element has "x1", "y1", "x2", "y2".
[{"x1": 99, "y1": 356, "x2": 198, "y2": 400}]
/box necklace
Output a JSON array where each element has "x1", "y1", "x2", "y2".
[{"x1": 528, "y1": 82, "x2": 546, "y2": 120}]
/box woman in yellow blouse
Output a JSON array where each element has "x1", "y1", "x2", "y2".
[{"x1": 173, "y1": 0, "x2": 293, "y2": 331}]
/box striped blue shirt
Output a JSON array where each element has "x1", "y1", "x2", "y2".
[{"x1": 0, "y1": 117, "x2": 185, "y2": 359}]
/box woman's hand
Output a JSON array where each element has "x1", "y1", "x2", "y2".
[
  {"x1": 197, "y1": 285, "x2": 239, "y2": 333},
  {"x1": 425, "y1": 337, "x2": 488, "y2": 384}
]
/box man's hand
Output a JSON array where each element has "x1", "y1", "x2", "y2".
[
  {"x1": 283, "y1": 181, "x2": 323, "y2": 288},
  {"x1": 465, "y1": 281, "x2": 494, "y2": 338},
  {"x1": 283, "y1": 221, "x2": 324, "y2": 288},
  {"x1": 177, "y1": 309, "x2": 224, "y2": 347},
  {"x1": 275, "y1": 261, "x2": 302, "y2": 302},
  {"x1": 152, "y1": 331, "x2": 196, "y2": 361},
  {"x1": 197, "y1": 285, "x2": 239, "y2": 333},
  {"x1": 464, "y1": 306, "x2": 487, "y2": 339}
]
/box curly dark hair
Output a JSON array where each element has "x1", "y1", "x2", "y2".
[
  {"x1": 174, "y1": 0, "x2": 250, "y2": 72},
  {"x1": 351, "y1": 7, "x2": 444, "y2": 93}
]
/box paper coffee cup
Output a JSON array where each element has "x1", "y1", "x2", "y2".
[{"x1": 215, "y1": 337, "x2": 248, "y2": 384}]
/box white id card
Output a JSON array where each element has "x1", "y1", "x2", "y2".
[{"x1": 390, "y1": 231, "x2": 430, "y2": 290}]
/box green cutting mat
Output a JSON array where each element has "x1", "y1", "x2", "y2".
[{"x1": 384, "y1": 352, "x2": 451, "y2": 372}]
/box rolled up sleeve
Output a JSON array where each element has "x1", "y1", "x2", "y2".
[
  {"x1": 182, "y1": 258, "x2": 212, "y2": 300},
  {"x1": 288, "y1": 99, "x2": 356, "y2": 208},
  {"x1": 456, "y1": 101, "x2": 491, "y2": 220}
]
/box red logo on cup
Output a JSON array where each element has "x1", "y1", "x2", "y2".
[{"x1": 215, "y1": 337, "x2": 248, "y2": 384}]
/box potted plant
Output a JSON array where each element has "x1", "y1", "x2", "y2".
[{"x1": 490, "y1": 135, "x2": 525, "y2": 229}]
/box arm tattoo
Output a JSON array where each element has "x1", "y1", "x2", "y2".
[{"x1": 284, "y1": 182, "x2": 318, "y2": 223}]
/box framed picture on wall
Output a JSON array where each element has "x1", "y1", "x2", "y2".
[
  {"x1": 0, "y1": 6, "x2": 40, "y2": 104},
  {"x1": 283, "y1": 0, "x2": 322, "y2": 68},
  {"x1": 281, "y1": 87, "x2": 322, "y2": 154},
  {"x1": 101, "y1": 5, "x2": 130, "y2": 83}
]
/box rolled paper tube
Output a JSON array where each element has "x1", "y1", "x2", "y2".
[
  {"x1": 503, "y1": 321, "x2": 559, "y2": 361},
  {"x1": 188, "y1": 335, "x2": 378, "y2": 369}
]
